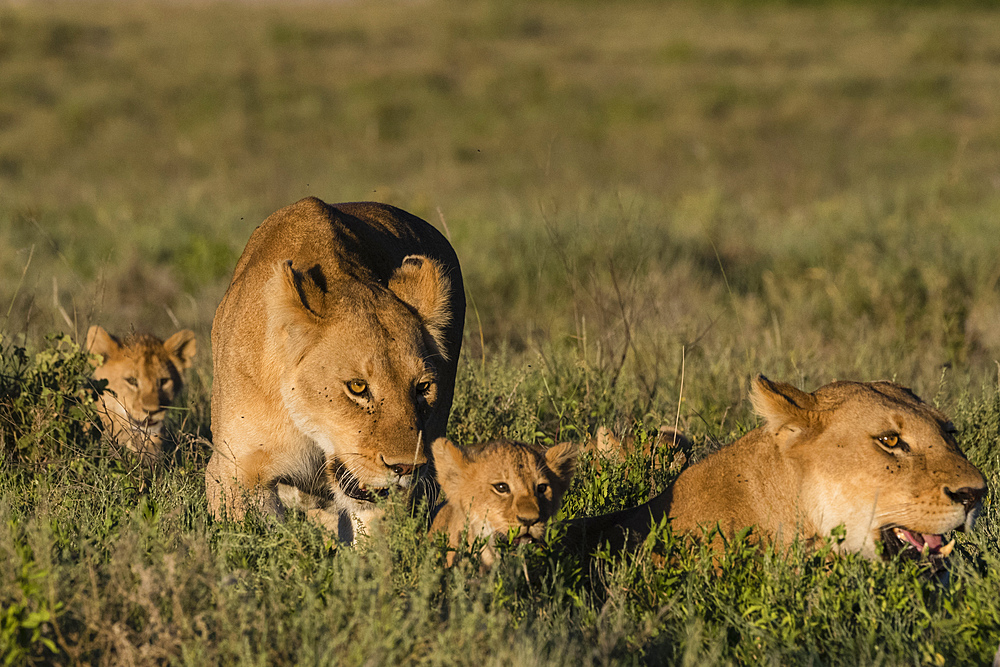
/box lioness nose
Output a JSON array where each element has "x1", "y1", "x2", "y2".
[
  {"x1": 516, "y1": 514, "x2": 540, "y2": 527},
  {"x1": 945, "y1": 486, "x2": 987, "y2": 512}
]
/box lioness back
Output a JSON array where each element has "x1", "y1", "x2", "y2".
[
  {"x1": 566, "y1": 375, "x2": 986, "y2": 566},
  {"x1": 207, "y1": 198, "x2": 465, "y2": 542},
  {"x1": 430, "y1": 437, "x2": 578, "y2": 566},
  {"x1": 86, "y1": 325, "x2": 196, "y2": 464}
]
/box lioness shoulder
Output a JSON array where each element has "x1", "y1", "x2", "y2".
[
  {"x1": 206, "y1": 198, "x2": 465, "y2": 542},
  {"x1": 86, "y1": 324, "x2": 197, "y2": 464},
  {"x1": 430, "y1": 437, "x2": 578, "y2": 567}
]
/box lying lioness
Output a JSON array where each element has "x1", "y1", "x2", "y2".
[
  {"x1": 430, "y1": 437, "x2": 579, "y2": 566},
  {"x1": 206, "y1": 198, "x2": 465, "y2": 541},
  {"x1": 567, "y1": 375, "x2": 987, "y2": 563}
]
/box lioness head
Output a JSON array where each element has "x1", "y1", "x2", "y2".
[
  {"x1": 265, "y1": 255, "x2": 452, "y2": 509},
  {"x1": 750, "y1": 376, "x2": 987, "y2": 561},
  {"x1": 430, "y1": 437, "x2": 579, "y2": 566},
  {"x1": 86, "y1": 324, "x2": 197, "y2": 463}
]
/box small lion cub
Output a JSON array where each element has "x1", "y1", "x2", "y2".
[
  {"x1": 430, "y1": 437, "x2": 578, "y2": 567},
  {"x1": 86, "y1": 325, "x2": 197, "y2": 464}
]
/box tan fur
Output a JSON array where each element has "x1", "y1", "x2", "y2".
[
  {"x1": 430, "y1": 438, "x2": 578, "y2": 566},
  {"x1": 568, "y1": 376, "x2": 987, "y2": 559},
  {"x1": 206, "y1": 198, "x2": 465, "y2": 542},
  {"x1": 86, "y1": 325, "x2": 196, "y2": 464},
  {"x1": 584, "y1": 425, "x2": 690, "y2": 473}
]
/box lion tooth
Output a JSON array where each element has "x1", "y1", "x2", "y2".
[{"x1": 939, "y1": 539, "x2": 956, "y2": 557}]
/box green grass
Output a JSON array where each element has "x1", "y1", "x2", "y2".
[
  {"x1": 1, "y1": 335, "x2": 998, "y2": 665},
  {"x1": 2, "y1": 0, "x2": 1000, "y2": 663}
]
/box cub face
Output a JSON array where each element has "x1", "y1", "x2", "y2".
[
  {"x1": 431, "y1": 437, "x2": 579, "y2": 566},
  {"x1": 266, "y1": 257, "x2": 451, "y2": 507},
  {"x1": 86, "y1": 325, "x2": 196, "y2": 463}
]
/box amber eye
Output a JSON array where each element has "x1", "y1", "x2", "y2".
[
  {"x1": 415, "y1": 381, "x2": 431, "y2": 395},
  {"x1": 877, "y1": 434, "x2": 900, "y2": 449},
  {"x1": 536, "y1": 483, "x2": 549, "y2": 496},
  {"x1": 492, "y1": 482, "x2": 510, "y2": 494},
  {"x1": 347, "y1": 380, "x2": 368, "y2": 396},
  {"x1": 125, "y1": 377, "x2": 138, "y2": 388}
]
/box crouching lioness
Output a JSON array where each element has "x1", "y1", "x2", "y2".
[
  {"x1": 206, "y1": 197, "x2": 465, "y2": 541},
  {"x1": 568, "y1": 375, "x2": 987, "y2": 564},
  {"x1": 431, "y1": 437, "x2": 579, "y2": 566}
]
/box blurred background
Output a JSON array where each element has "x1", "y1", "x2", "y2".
[{"x1": 2, "y1": 0, "x2": 999, "y2": 435}]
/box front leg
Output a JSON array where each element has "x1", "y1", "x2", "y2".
[{"x1": 205, "y1": 441, "x2": 281, "y2": 521}]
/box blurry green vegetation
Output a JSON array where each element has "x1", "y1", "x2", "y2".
[
  {"x1": 1, "y1": 0, "x2": 1000, "y2": 663},
  {"x1": 1, "y1": 0, "x2": 999, "y2": 407}
]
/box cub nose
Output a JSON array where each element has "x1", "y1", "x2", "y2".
[
  {"x1": 387, "y1": 462, "x2": 420, "y2": 476},
  {"x1": 945, "y1": 486, "x2": 987, "y2": 513},
  {"x1": 516, "y1": 514, "x2": 540, "y2": 527}
]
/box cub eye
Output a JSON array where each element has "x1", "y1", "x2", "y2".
[
  {"x1": 877, "y1": 434, "x2": 900, "y2": 449},
  {"x1": 125, "y1": 377, "x2": 138, "y2": 388},
  {"x1": 492, "y1": 482, "x2": 510, "y2": 494},
  {"x1": 415, "y1": 381, "x2": 431, "y2": 395},
  {"x1": 536, "y1": 483, "x2": 549, "y2": 495},
  {"x1": 159, "y1": 378, "x2": 171, "y2": 388},
  {"x1": 347, "y1": 380, "x2": 368, "y2": 396}
]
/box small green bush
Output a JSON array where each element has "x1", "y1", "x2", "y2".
[{"x1": 0, "y1": 334, "x2": 101, "y2": 466}]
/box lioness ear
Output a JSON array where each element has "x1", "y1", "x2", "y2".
[
  {"x1": 431, "y1": 437, "x2": 466, "y2": 493},
  {"x1": 86, "y1": 325, "x2": 120, "y2": 360},
  {"x1": 265, "y1": 261, "x2": 323, "y2": 348},
  {"x1": 544, "y1": 441, "x2": 580, "y2": 483},
  {"x1": 164, "y1": 330, "x2": 197, "y2": 369},
  {"x1": 388, "y1": 255, "x2": 452, "y2": 358},
  {"x1": 750, "y1": 374, "x2": 817, "y2": 438}
]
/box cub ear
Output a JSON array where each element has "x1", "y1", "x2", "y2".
[
  {"x1": 590, "y1": 426, "x2": 622, "y2": 457},
  {"x1": 544, "y1": 441, "x2": 580, "y2": 483},
  {"x1": 164, "y1": 330, "x2": 197, "y2": 369},
  {"x1": 86, "y1": 325, "x2": 120, "y2": 360},
  {"x1": 431, "y1": 437, "x2": 466, "y2": 494},
  {"x1": 265, "y1": 261, "x2": 323, "y2": 347},
  {"x1": 388, "y1": 255, "x2": 452, "y2": 358},
  {"x1": 749, "y1": 374, "x2": 817, "y2": 438}
]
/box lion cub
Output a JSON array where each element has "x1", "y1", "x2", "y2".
[
  {"x1": 86, "y1": 325, "x2": 197, "y2": 464},
  {"x1": 430, "y1": 437, "x2": 578, "y2": 567}
]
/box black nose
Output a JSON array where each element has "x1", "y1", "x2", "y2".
[
  {"x1": 389, "y1": 463, "x2": 418, "y2": 476},
  {"x1": 945, "y1": 486, "x2": 987, "y2": 512}
]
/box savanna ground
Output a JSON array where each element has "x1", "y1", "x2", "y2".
[{"x1": 2, "y1": 0, "x2": 1000, "y2": 663}]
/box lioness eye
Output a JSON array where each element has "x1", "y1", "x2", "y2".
[
  {"x1": 492, "y1": 482, "x2": 510, "y2": 494},
  {"x1": 347, "y1": 380, "x2": 368, "y2": 396},
  {"x1": 160, "y1": 378, "x2": 171, "y2": 388},
  {"x1": 415, "y1": 381, "x2": 431, "y2": 395},
  {"x1": 125, "y1": 377, "x2": 138, "y2": 388},
  {"x1": 536, "y1": 483, "x2": 549, "y2": 495},
  {"x1": 877, "y1": 434, "x2": 900, "y2": 448}
]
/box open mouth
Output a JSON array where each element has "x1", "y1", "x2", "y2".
[
  {"x1": 879, "y1": 525, "x2": 956, "y2": 569},
  {"x1": 329, "y1": 460, "x2": 393, "y2": 504}
]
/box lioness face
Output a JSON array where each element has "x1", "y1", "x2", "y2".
[
  {"x1": 432, "y1": 438, "x2": 579, "y2": 548},
  {"x1": 267, "y1": 258, "x2": 452, "y2": 507},
  {"x1": 86, "y1": 325, "x2": 196, "y2": 462},
  {"x1": 757, "y1": 379, "x2": 987, "y2": 560}
]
